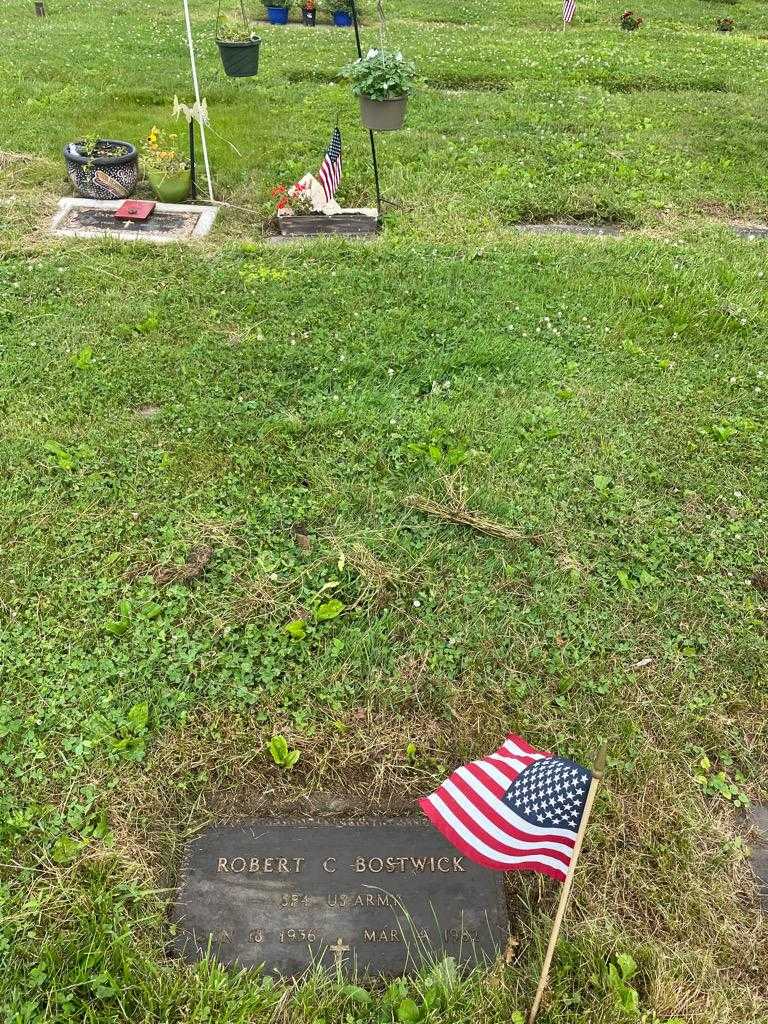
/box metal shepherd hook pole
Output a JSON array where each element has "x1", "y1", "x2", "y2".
[
  {"x1": 349, "y1": 0, "x2": 382, "y2": 220},
  {"x1": 182, "y1": 0, "x2": 215, "y2": 202},
  {"x1": 527, "y1": 740, "x2": 608, "y2": 1024}
]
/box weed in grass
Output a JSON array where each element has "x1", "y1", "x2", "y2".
[{"x1": 268, "y1": 733, "x2": 301, "y2": 768}]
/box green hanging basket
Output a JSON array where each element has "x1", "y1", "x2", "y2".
[{"x1": 217, "y1": 36, "x2": 261, "y2": 77}]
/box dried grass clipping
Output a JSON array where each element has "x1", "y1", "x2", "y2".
[{"x1": 403, "y1": 487, "x2": 534, "y2": 544}]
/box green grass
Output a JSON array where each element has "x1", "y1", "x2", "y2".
[{"x1": 1, "y1": 0, "x2": 768, "y2": 1021}]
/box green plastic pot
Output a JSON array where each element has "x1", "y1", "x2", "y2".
[
  {"x1": 217, "y1": 37, "x2": 261, "y2": 77},
  {"x1": 147, "y1": 167, "x2": 192, "y2": 203}
]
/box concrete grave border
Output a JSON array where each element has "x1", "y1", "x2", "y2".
[{"x1": 50, "y1": 197, "x2": 218, "y2": 243}]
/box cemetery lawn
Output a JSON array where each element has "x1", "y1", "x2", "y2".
[{"x1": 1, "y1": 0, "x2": 768, "y2": 1021}]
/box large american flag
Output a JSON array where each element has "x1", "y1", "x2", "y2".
[
  {"x1": 563, "y1": 0, "x2": 576, "y2": 24},
  {"x1": 419, "y1": 734, "x2": 591, "y2": 882},
  {"x1": 318, "y1": 126, "x2": 342, "y2": 203}
]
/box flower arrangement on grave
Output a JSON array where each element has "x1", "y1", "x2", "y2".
[
  {"x1": 272, "y1": 182, "x2": 315, "y2": 216},
  {"x1": 142, "y1": 126, "x2": 191, "y2": 203},
  {"x1": 216, "y1": 13, "x2": 261, "y2": 76},
  {"x1": 322, "y1": 0, "x2": 355, "y2": 26},
  {"x1": 340, "y1": 48, "x2": 416, "y2": 131},
  {"x1": 716, "y1": 15, "x2": 735, "y2": 30},
  {"x1": 620, "y1": 9, "x2": 643, "y2": 29}
]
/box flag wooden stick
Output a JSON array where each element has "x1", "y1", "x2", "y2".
[{"x1": 527, "y1": 741, "x2": 607, "y2": 1024}]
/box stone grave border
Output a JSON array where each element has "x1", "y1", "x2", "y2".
[
  {"x1": 50, "y1": 197, "x2": 218, "y2": 243},
  {"x1": 516, "y1": 222, "x2": 625, "y2": 238}
]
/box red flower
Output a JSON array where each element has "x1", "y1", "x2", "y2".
[
  {"x1": 276, "y1": 199, "x2": 288, "y2": 209},
  {"x1": 271, "y1": 184, "x2": 287, "y2": 197}
]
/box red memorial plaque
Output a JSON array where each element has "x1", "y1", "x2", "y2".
[{"x1": 114, "y1": 200, "x2": 156, "y2": 222}]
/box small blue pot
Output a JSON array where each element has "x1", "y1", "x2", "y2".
[
  {"x1": 332, "y1": 10, "x2": 352, "y2": 25},
  {"x1": 266, "y1": 5, "x2": 290, "y2": 23}
]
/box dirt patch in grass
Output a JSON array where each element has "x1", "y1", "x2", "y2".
[
  {"x1": 134, "y1": 403, "x2": 162, "y2": 418},
  {"x1": 108, "y1": 702, "x2": 503, "y2": 889},
  {"x1": 587, "y1": 73, "x2": 730, "y2": 93},
  {"x1": 128, "y1": 543, "x2": 214, "y2": 586},
  {"x1": 509, "y1": 207, "x2": 633, "y2": 229},
  {"x1": 0, "y1": 149, "x2": 39, "y2": 167},
  {"x1": 425, "y1": 75, "x2": 509, "y2": 92}
]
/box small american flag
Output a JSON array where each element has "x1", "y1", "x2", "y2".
[
  {"x1": 563, "y1": 0, "x2": 576, "y2": 23},
  {"x1": 318, "y1": 126, "x2": 342, "y2": 204},
  {"x1": 420, "y1": 733, "x2": 592, "y2": 882}
]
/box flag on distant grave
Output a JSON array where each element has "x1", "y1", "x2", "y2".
[
  {"x1": 318, "y1": 126, "x2": 342, "y2": 203},
  {"x1": 419, "y1": 733, "x2": 592, "y2": 882},
  {"x1": 563, "y1": 0, "x2": 576, "y2": 24}
]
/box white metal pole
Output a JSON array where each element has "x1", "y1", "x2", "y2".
[{"x1": 182, "y1": 0, "x2": 214, "y2": 202}]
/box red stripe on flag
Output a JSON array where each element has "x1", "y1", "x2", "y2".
[
  {"x1": 463, "y1": 760, "x2": 509, "y2": 797},
  {"x1": 505, "y1": 733, "x2": 548, "y2": 756},
  {"x1": 435, "y1": 784, "x2": 573, "y2": 867},
  {"x1": 419, "y1": 798, "x2": 568, "y2": 881},
  {"x1": 448, "y1": 771, "x2": 576, "y2": 851}
]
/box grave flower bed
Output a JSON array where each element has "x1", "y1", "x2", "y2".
[{"x1": 272, "y1": 180, "x2": 377, "y2": 236}]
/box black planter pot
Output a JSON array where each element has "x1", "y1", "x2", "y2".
[
  {"x1": 301, "y1": 6, "x2": 316, "y2": 24},
  {"x1": 216, "y1": 37, "x2": 261, "y2": 77},
  {"x1": 63, "y1": 139, "x2": 139, "y2": 200}
]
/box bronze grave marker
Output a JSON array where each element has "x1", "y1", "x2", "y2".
[{"x1": 171, "y1": 822, "x2": 508, "y2": 976}]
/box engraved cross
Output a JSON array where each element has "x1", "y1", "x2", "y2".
[{"x1": 329, "y1": 937, "x2": 350, "y2": 964}]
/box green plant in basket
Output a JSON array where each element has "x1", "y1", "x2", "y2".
[
  {"x1": 341, "y1": 47, "x2": 416, "y2": 131},
  {"x1": 217, "y1": 13, "x2": 258, "y2": 41},
  {"x1": 340, "y1": 47, "x2": 416, "y2": 100}
]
